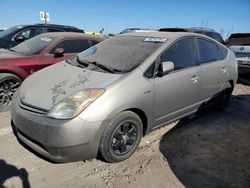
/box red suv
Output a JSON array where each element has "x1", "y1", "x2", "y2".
[{"x1": 0, "y1": 32, "x2": 105, "y2": 108}]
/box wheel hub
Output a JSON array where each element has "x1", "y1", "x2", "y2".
[
  {"x1": 111, "y1": 121, "x2": 138, "y2": 155},
  {"x1": 122, "y1": 134, "x2": 129, "y2": 144}
]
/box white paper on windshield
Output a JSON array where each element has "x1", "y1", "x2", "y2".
[
  {"x1": 40, "y1": 37, "x2": 52, "y2": 42},
  {"x1": 144, "y1": 37, "x2": 167, "y2": 43}
]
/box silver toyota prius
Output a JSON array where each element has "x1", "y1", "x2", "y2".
[{"x1": 11, "y1": 32, "x2": 238, "y2": 163}]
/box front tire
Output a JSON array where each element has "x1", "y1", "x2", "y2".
[{"x1": 99, "y1": 111, "x2": 143, "y2": 163}]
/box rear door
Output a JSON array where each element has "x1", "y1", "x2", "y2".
[
  {"x1": 196, "y1": 38, "x2": 228, "y2": 101},
  {"x1": 38, "y1": 39, "x2": 91, "y2": 70},
  {"x1": 153, "y1": 37, "x2": 201, "y2": 127}
]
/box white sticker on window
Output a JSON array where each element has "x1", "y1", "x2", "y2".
[
  {"x1": 40, "y1": 37, "x2": 52, "y2": 42},
  {"x1": 144, "y1": 37, "x2": 167, "y2": 43}
]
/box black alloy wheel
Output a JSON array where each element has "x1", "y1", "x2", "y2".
[
  {"x1": 0, "y1": 73, "x2": 22, "y2": 108},
  {"x1": 111, "y1": 121, "x2": 138, "y2": 156},
  {"x1": 99, "y1": 111, "x2": 143, "y2": 163}
]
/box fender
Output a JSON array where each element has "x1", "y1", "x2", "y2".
[{"x1": 0, "y1": 62, "x2": 29, "y2": 80}]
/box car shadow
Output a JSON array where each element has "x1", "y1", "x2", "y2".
[
  {"x1": 159, "y1": 94, "x2": 250, "y2": 188},
  {"x1": 0, "y1": 159, "x2": 30, "y2": 188}
]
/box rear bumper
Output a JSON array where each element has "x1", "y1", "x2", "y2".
[{"x1": 10, "y1": 91, "x2": 105, "y2": 162}]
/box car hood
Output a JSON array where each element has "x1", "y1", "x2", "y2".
[
  {"x1": 19, "y1": 61, "x2": 122, "y2": 111},
  {"x1": 0, "y1": 48, "x2": 25, "y2": 59}
]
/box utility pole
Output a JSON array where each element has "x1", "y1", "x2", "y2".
[{"x1": 44, "y1": 11, "x2": 47, "y2": 24}]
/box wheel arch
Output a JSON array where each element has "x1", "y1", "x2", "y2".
[
  {"x1": 222, "y1": 79, "x2": 234, "y2": 92},
  {"x1": 0, "y1": 70, "x2": 25, "y2": 80}
]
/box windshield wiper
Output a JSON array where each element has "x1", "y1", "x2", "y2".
[
  {"x1": 76, "y1": 56, "x2": 89, "y2": 67},
  {"x1": 8, "y1": 48, "x2": 16, "y2": 52},
  {"x1": 76, "y1": 56, "x2": 123, "y2": 73},
  {"x1": 91, "y1": 61, "x2": 115, "y2": 73}
]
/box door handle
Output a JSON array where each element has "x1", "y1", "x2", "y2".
[
  {"x1": 191, "y1": 75, "x2": 199, "y2": 83},
  {"x1": 222, "y1": 67, "x2": 227, "y2": 74}
]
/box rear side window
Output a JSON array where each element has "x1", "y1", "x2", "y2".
[
  {"x1": 218, "y1": 45, "x2": 228, "y2": 60},
  {"x1": 228, "y1": 33, "x2": 250, "y2": 46},
  {"x1": 197, "y1": 39, "x2": 220, "y2": 64},
  {"x1": 89, "y1": 40, "x2": 99, "y2": 46},
  {"x1": 50, "y1": 39, "x2": 90, "y2": 54},
  {"x1": 160, "y1": 38, "x2": 196, "y2": 70}
]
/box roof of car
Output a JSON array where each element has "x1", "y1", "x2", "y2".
[
  {"x1": 37, "y1": 32, "x2": 105, "y2": 40},
  {"x1": 14, "y1": 24, "x2": 83, "y2": 32},
  {"x1": 34, "y1": 23, "x2": 79, "y2": 29},
  {"x1": 159, "y1": 27, "x2": 217, "y2": 33},
  {"x1": 119, "y1": 31, "x2": 202, "y2": 38},
  {"x1": 118, "y1": 31, "x2": 223, "y2": 45}
]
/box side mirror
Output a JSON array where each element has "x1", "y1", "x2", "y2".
[
  {"x1": 14, "y1": 35, "x2": 25, "y2": 42},
  {"x1": 54, "y1": 48, "x2": 65, "y2": 58},
  {"x1": 157, "y1": 61, "x2": 174, "y2": 77}
]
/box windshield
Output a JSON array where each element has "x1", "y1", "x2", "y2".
[
  {"x1": 0, "y1": 26, "x2": 22, "y2": 38},
  {"x1": 228, "y1": 33, "x2": 250, "y2": 46},
  {"x1": 77, "y1": 36, "x2": 164, "y2": 72},
  {"x1": 11, "y1": 35, "x2": 54, "y2": 55}
]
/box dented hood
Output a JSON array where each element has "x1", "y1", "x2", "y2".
[{"x1": 19, "y1": 61, "x2": 122, "y2": 110}]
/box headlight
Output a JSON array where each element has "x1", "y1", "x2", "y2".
[{"x1": 47, "y1": 89, "x2": 105, "y2": 119}]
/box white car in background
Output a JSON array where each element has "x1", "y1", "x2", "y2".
[{"x1": 227, "y1": 33, "x2": 250, "y2": 75}]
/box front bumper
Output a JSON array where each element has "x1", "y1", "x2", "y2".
[{"x1": 10, "y1": 92, "x2": 104, "y2": 162}]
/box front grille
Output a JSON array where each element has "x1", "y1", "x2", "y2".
[
  {"x1": 16, "y1": 127, "x2": 48, "y2": 152},
  {"x1": 19, "y1": 100, "x2": 48, "y2": 114},
  {"x1": 235, "y1": 52, "x2": 250, "y2": 58}
]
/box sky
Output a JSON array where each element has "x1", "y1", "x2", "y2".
[{"x1": 0, "y1": 0, "x2": 249, "y2": 38}]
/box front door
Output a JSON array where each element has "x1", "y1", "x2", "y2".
[{"x1": 153, "y1": 37, "x2": 201, "y2": 127}]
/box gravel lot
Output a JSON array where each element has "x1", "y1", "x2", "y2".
[{"x1": 0, "y1": 83, "x2": 250, "y2": 188}]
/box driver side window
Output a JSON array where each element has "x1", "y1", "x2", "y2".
[
  {"x1": 17, "y1": 28, "x2": 43, "y2": 40},
  {"x1": 160, "y1": 38, "x2": 196, "y2": 70},
  {"x1": 20, "y1": 30, "x2": 31, "y2": 39}
]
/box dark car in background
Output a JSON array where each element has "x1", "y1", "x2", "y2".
[
  {"x1": 227, "y1": 33, "x2": 250, "y2": 77},
  {"x1": 0, "y1": 32, "x2": 105, "y2": 107},
  {"x1": 0, "y1": 24, "x2": 84, "y2": 49},
  {"x1": 159, "y1": 27, "x2": 225, "y2": 44}
]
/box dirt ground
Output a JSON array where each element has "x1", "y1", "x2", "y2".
[{"x1": 0, "y1": 83, "x2": 250, "y2": 188}]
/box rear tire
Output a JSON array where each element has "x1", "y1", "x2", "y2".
[
  {"x1": 99, "y1": 111, "x2": 143, "y2": 163},
  {"x1": 216, "y1": 86, "x2": 233, "y2": 110},
  {"x1": 0, "y1": 73, "x2": 22, "y2": 111}
]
